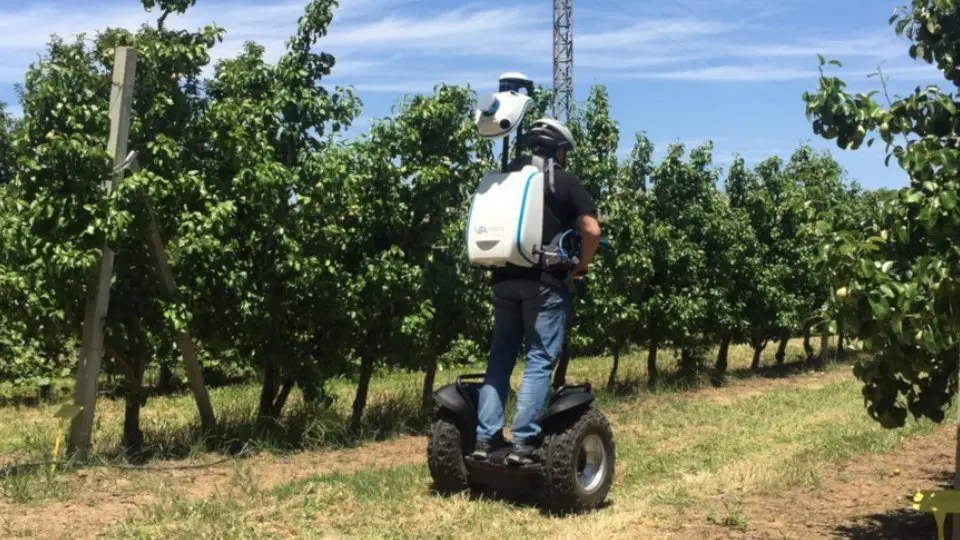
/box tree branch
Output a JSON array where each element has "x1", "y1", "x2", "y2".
[{"x1": 157, "y1": 9, "x2": 172, "y2": 31}]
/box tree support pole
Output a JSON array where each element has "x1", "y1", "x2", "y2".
[
  {"x1": 953, "y1": 349, "x2": 960, "y2": 540},
  {"x1": 67, "y1": 47, "x2": 137, "y2": 459},
  {"x1": 132, "y1": 157, "x2": 216, "y2": 433}
]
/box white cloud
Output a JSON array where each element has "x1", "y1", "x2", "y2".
[
  {"x1": 0, "y1": 0, "x2": 942, "y2": 99},
  {"x1": 577, "y1": 19, "x2": 739, "y2": 50},
  {"x1": 628, "y1": 65, "x2": 815, "y2": 82},
  {"x1": 616, "y1": 63, "x2": 939, "y2": 83}
]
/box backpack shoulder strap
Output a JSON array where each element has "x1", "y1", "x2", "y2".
[
  {"x1": 529, "y1": 155, "x2": 557, "y2": 195},
  {"x1": 530, "y1": 154, "x2": 544, "y2": 172},
  {"x1": 546, "y1": 158, "x2": 556, "y2": 195}
]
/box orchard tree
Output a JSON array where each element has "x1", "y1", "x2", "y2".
[
  {"x1": 364, "y1": 84, "x2": 491, "y2": 411},
  {"x1": 188, "y1": 0, "x2": 363, "y2": 423},
  {"x1": 802, "y1": 1, "x2": 960, "y2": 506},
  {"x1": 0, "y1": 0, "x2": 362, "y2": 452},
  {"x1": 707, "y1": 160, "x2": 766, "y2": 380},
  {"x1": 318, "y1": 128, "x2": 423, "y2": 433},
  {"x1": 746, "y1": 154, "x2": 811, "y2": 364},
  {"x1": 565, "y1": 85, "x2": 623, "y2": 358},
  {"x1": 783, "y1": 145, "x2": 850, "y2": 368},
  {"x1": 723, "y1": 157, "x2": 788, "y2": 369},
  {"x1": 0, "y1": 23, "x2": 214, "y2": 454},
  {"x1": 643, "y1": 141, "x2": 715, "y2": 385},
  {"x1": 594, "y1": 132, "x2": 655, "y2": 387}
]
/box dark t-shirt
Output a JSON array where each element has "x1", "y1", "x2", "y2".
[{"x1": 491, "y1": 159, "x2": 597, "y2": 290}]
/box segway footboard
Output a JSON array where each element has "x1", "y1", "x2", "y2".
[{"x1": 464, "y1": 448, "x2": 543, "y2": 492}]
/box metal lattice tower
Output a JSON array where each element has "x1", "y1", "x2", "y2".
[{"x1": 552, "y1": 0, "x2": 573, "y2": 123}]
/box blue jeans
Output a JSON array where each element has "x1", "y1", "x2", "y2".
[{"x1": 476, "y1": 280, "x2": 572, "y2": 446}]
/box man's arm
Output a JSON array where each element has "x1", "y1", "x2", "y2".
[
  {"x1": 576, "y1": 213, "x2": 601, "y2": 266},
  {"x1": 565, "y1": 175, "x2": 601, "y2": 276}
]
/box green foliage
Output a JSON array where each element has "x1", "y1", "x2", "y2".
[
  {"x1": 0, "y1": 0, "x2": 889, "y2": 451},
  {"x1": 565, "y1": 86, "x2": 627, "y2": 355},
  {"x1": 802, "y1": 0, "x2": 960, "y2": 428},
  {"x1": 0, "y1": 103, "x2": 13, "y2": 185}
]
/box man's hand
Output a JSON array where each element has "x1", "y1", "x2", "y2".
[{"x1": 571, "y1": 259, "x2": 590, "y2": 278}]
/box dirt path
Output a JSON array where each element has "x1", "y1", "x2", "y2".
[
  {"x1": 0, "y1": 366, "x2": 929, "y2": 540},
  {"x1": 679, "y1": 421, "x2": 955, "y2": 539},
  {"x1": 0, "y1": 434, "x2": 428, "y2": 539}
]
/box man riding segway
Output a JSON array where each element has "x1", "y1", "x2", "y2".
[
  {"x1": 427, "y1": 73, "x2": 614, "y2": 514},
  {"x1": 470, "y1": 118, "x2": 602, "y2": 465}
]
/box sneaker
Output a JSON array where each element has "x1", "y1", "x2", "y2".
[
  {"x1": 505, "y1": 443, "x2": 538, "y2": 466},
  {"x1": 470, "y1": 437, "x2": 506, "y2": 460}
]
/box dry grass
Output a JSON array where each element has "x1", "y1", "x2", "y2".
[
  {"x1": 5, "y1": 338, "x2": 942, "y2": 539},
  {"x1": 0, "y1": 339, "x2": 812, "y2": 468},
  {"x1": 91, "y1": 369, "x2": 950, "y2": 540}
]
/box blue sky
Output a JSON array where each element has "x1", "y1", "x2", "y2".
[{"x1": 0, "y1": 0, "x2": 945, "y2": 190}]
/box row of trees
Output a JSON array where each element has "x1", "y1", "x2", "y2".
[{"x1": 0, "y1": 0, "x2": 938, "y2": 454}]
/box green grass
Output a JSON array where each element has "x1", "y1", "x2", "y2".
[
  {"x1": 0, "y1": 340, "x2": 815, "y2": 465},
  {"x1": 0, "y1": 340, "x2": 847, "y2": 513},
  {"x1": 0, "y1": 339, "x2": 858, "y2": 522},
  {"x1": 97, "y1": 368, "x2": 951, "y2": 539}
]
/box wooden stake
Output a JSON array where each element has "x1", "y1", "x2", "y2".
[
  {"x1": 67, "y1": 47, "x2": 137, "y2": 459},
  {"x1": 139, "y1": 167, "x2": 216, "y2": 433},
  {"x1": 953, "y1": 361, "x2": 960, "y2": 540}
]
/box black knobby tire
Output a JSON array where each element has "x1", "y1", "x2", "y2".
[
  {"x1": 426, "y1": 411, "x2": 471, "y2": 495},
  {"x1": 540, "y1": 406, "x2": 615, "y2": 515}
]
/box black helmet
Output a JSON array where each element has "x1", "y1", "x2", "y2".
[{"x1": 526, "y1": 117, "x2": 575, "y2": 152}]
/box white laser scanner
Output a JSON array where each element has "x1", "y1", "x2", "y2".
[{"x1": 466, "y1": 72, "x2": 559, "y2": 269}]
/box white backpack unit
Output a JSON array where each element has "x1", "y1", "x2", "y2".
[
  {"x1": 464, "y1": 72, "x2": 579, "y2": 271},
  {"x1": 466, "y1": 155, "x2": 555, "y2": 268}
]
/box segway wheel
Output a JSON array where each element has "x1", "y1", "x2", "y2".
[
  {"x1": 427, "y1": 411, "x2": 471, "y2": 495},
  {"x1": 540, "y1": 407, "x2": 615, "y2": 514}
]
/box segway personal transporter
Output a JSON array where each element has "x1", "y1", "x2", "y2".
[{"x1": 426, "y1": 72, "x2": 615, "y2": 515}]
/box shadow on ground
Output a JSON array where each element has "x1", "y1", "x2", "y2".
[
  {"x1": 833, "y1": 508, "x2": 942, "y2": 540},
  {"x1": 603, "y1": 349, "x2": 859, "y2": 399},
  {"x1": 6, "y1": 348, "x2": 862, "y2": 472},
  {"x1": 832, "y1": 470, "x2": 955, "y2": 540},
  {"x1": 112, "y1": 351, "x2": 857, "y2": 463},
  {"x1": 429, "y1": 483, "x2": 614, "y2": 518},
  {"x1": 57, "y1": 389, "x2": 434, "y2": 467}
]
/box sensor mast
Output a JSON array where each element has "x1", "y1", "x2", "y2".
[{"x1": 552, "y1": 0, "x2": 573, "y2": 123}]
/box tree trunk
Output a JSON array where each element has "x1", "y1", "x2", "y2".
[
  {"x1": 157, "y1": 364, "x2": 173, "y2": 394},
  {"x1": 123, "y1": 363, "x2": 145, "y2": 458},
  {"x1": 350, "y1": 354, "x2": 376, "y2": 433},
  {"x1": 679, "y1": 348, "x2": 694, "y2": 381},
  {"x1": 270, "y1": 377, "x2": 295, "y2": 418},
  {"x1": 837, "y1": 319, "x2": 846, "y2": 358},
  {"x1": 751, "y1": 334, "x2": 767, "y2": 370},
  {"x1": 607, "y1": 344, "x2": 621, "y2": 389},
  {"x1": 713, "y1": 336, "x2": 731, "y2": 386},
  {"x1": 300, "y1": 375, "x2": 332, "y2": 409},
  {"x1": 258, "y1": 358, "x2": 280, "y2": 421},
  {"x1": 812, "y1": 324, "x2": 829, "y2": 371},
  {"x1": 803, "y1": 324, "x2": 814, "y2": 359},
  {"x1": 647, "y1": 341, "x2": 659, "y2": 388},
  {"x1": 421, "y1": 358, "x2": 438, "y2": 412},
  {"x1": 775, "y1": 328, "x2": 790, "y2": 365}
]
